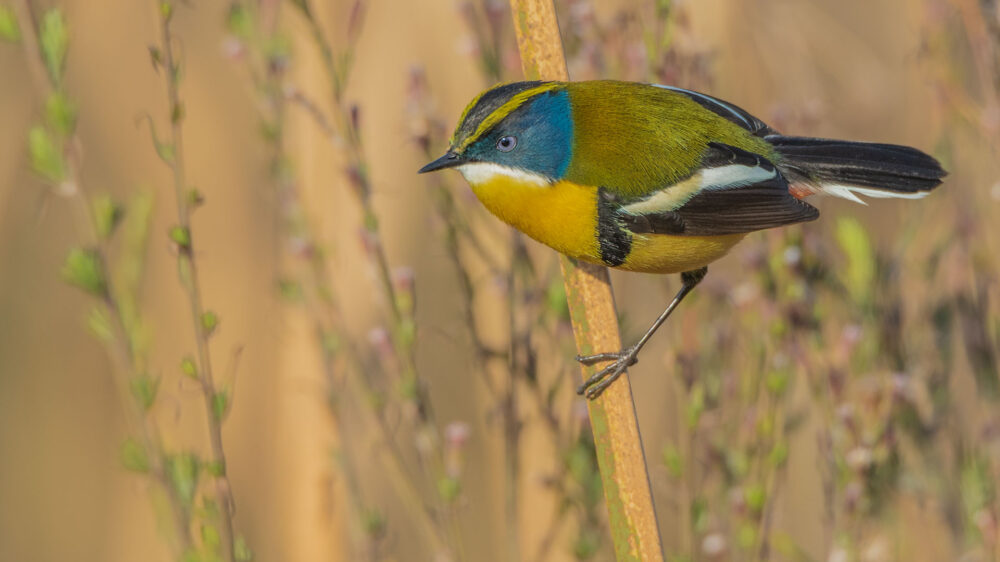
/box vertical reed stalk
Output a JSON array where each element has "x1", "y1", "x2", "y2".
[
  {"x1": 13, "y1": 0, "x2": 194, "y2": 555},
  {"x1": 286, "y1": 2, "x2": 462, "y2": 557},
  {"x1": 150, "y1": 3, "x2": 236, "y2": 560},
  {"x1": 506, "y1": 1, "x2": 665, "y2": 560}
]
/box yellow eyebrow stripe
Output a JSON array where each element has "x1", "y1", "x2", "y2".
[
  {"x1": 450, "y1": 88, "x2": 489, "y2": 145},
  {"x1": 456, "y1": 82, "x2": 563, "y2": 152}
]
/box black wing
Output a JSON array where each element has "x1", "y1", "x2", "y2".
[{"x1": 619, "y1": 143, "x2": 819, "y2": 236}]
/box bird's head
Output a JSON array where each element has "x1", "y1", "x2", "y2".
[{"x1": 418, "y1": 81, "x2": 573, "y2": 182}]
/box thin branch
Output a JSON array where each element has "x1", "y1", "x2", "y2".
[
  {"x1": 507, "y1": 0, "x2": 666, "y2": 560},
  {"x1": 150, "y1": 3, "x2": 236, "y2": 560},
  {"x1": 13, "y1": 0, "x2": 194, "y2": 554}
]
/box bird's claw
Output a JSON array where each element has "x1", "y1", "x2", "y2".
[{"x1": 575, "y1": 349, "x2": 638, "y2": 399}]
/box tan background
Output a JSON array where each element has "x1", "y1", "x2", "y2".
[{"x1": 1, "y1": 0, "x2": 996, "y2": 561}]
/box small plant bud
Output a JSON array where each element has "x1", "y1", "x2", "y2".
[
  {"x1": 28, "y1": 125, "x2": 65, "y2": 182},
  {"x1": 200, "y1": 310, "x2": 219, "y2": 336},
  {"x1": 212, "y1": 389, "x2": 230, "y2": 422},
  {"x1": 166, "y1": 452, "x2": 199, "y2": 507},
  {"x1": 225, "y1": 3, "x2": 252, "y2": 38},
  {"x1": 180, "y1": 355, "x2": 198, "y2": 379},
  {"x1": 92, "y1": 195, "x2": 124, "y2": 240},
  {"x1": 0, "y1": 5, "x2": 20, "y2": 42},
  {"x1": 62, "y1": 247, "x2": 107, "y2": 296},
  {"x1": 221, "y1": 36, "x2": 246, "y2": 60},
  {"x1": 361, "y1": 508, "x2": 386, "y2": 539},
  {"x1": 170, "y1": 101, "x2": 184, "y2": 124},
  {"x1": 39, "y1": 9, "x2": 68, "y2": 85},
  {"x1": 445, "y1": 421, "x2": 471, "y2": 448},
  {"x1": 234, "y1": 536, "x2": 253, "y2": 561},
  {"x1": 130, "y1": 373, "x2": 160, "y2": 412},
  {"x1": 120, "y1": 438, "x2": 150, "y2": 473},
  {"x1": 186, "y1": 188, "x2": 204, "y2": 209},
  {"x1": 349, "y1": 104, "x2": 361, "y2": 132},
  {"x1": 367, "y1": 327, "x2": 392, "y2": 359},
  {"x1": 148, "y1": 46, "x2": 162, "y2": 70},
  {"x1": 45, "y1": 91, "x2": 77, "y2": 135},
  {"x1": 168, "y1": 225, "x2": 191, "y2": 250},
  {"x1": 436, "y1": 475, "x2": 461, "y2": 502}
]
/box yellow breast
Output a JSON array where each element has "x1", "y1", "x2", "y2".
[
  {"x1": 460, "y1": 163, "x2": 601, "y2": 261},
  {"x1": 458, "y1": 163, "x2": 744, "y2": 274}
]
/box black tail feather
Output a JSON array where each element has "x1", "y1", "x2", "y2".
[{"x1": 767, "y1": 135, "x2": 946, "y2": 196}]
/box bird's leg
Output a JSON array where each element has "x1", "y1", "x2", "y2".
[{"x1": 575, "y1": 267, "x2": 707, "y2": 399}]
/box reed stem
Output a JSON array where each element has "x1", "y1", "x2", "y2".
[{"x1": 506, "y1": 1, "x2": 665, "y2": 559}]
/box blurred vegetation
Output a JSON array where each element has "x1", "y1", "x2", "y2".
[{"x1": 0, "y1": 0, "x2": 998, "y2": 561}]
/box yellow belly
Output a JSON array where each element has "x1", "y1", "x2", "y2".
[
  {"x1": 621, "y1": 232, "x2": 744, "y2": 273},
  {"x1": 464, "y1": 168, "x2": 743, "y2": 274}
]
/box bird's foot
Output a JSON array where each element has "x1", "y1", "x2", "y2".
[{"x1": 575, "y1": 347, "x2": 639, "y2": 399}]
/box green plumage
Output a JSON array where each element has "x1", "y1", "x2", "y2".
[{"x1": 562, "y1": 81, "x2": 777, "y2": 198}]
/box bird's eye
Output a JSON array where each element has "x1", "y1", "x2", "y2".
[{"x1": 496, "y1": 135, "x2": 517, "y2": 152}]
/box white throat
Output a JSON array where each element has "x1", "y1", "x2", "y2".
[{"x1": 457, "y1": 162, "x2": 550, "y2": 187}]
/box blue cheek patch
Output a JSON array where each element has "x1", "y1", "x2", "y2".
[
  {"x1": 464, "y1": 90, "x2": 574, "y2": 179},
  {"x1": 521, "y1": 90, "x2": 573, "y2": 178}
]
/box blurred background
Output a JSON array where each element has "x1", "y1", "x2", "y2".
[{"x1": 1, "y1": 0, "x2": 998, "y2": 560}]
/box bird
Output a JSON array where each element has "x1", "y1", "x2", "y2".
[{"x1": 418, "y1": 80, "x2": 946, "y2": 399}]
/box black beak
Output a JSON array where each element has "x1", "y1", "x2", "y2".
[{"x1": 418, "y1": 151, "x2": 464, "y2": 173}]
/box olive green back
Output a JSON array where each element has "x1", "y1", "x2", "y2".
[{"x1": 564, "y1": 81, "x2": 776, "y2": 199}]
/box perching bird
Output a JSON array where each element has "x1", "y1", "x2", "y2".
[{"x1": 419, "y1": 80, "x2": 945, "y2": 399}]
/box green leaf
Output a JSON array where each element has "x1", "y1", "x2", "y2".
[
  {"x1": 148, "y1": 46, "x2": 162, "y2": 71},
  {"x1": 234, "y1": 536, "x2": 253, "y2": 561},
  {"x1": 0, "y1": 5, "x2": 20, "y2": 42},
  {"x1": 690, "y1": 496, "x2": 708, "y2": 533},
  {"x1": 142, "y1": 115, "x2": 174, "y2": 164},
  {"x1": 171, "y1": 101, "x2": 184, "y2": 124},
  {"x1": 130, "y1": 373, "x2": 159, "y2": 411},
  {"x1": 38, "y1": 9, "x2": 68, "y2": 84},
  {"x1": 120, "y1": 438, "x2": 150, "y2": 473},
  {"x1": 200, "y1": 310, "x2": 219, "y2": 336},
  {"x1": 961, "y1": 455, "x2": 994, "y2": 515},
  {"x1": 92, "y1": 195, "x2": 124, "y2": 240},
  {"x1": 87, "y1": 306, "x2": 114, "y2": 342},
  {"x1": 62, "y1": 247, "x2": 106, "y2": 296},
  {"x1": 166, "y1": 452, "x2": 199, "y2": 507},
  {"x1": 572, "y1": 532, "x2": 600, "y2": 559},
  {"x1": 769, "y1": 441, "x2": 789, "y2": 467},
  {"x1": 226, "y1": 3, "x2": 253, "y2": 38},
  {"x1": 160, "y1": 1, "x2": 173, "y2": 21},
  {"x1": 361, "y1": 509, "x2": 385, "y2": 538},
  {"x1": 765, "y1": 371, "x2": 789, "y2": 396},
  {"x1": 745, "y1": 483, "x2": 766, "y2": 514},
  {"x1": 169, "y1": 225, "x2": 191, "y2": 249},
  {"x1": 204, "y1": 460, "x2": 225, "y2": 477},
  {"x1": 211, "y1": 389, "x2": 229, "y2": 422},
  {"x1": 180, "y1": 356, "x2": 198, "y2": 379},
  {"x1": 835, "y1": 217, "x2": 875, "y2": 304},
  {"x1": 662, "y1": 444, "x2": 683, "y2": 478},
  {"x1": 45, "y1": 90, "x2": 77, "y2": 135},
  {"x1": 186, "y1": 188, "x2": 204, "y2": 209},
  {"x1": 289, "y1": 0, "x2": 312, "y2": 18},
  {"x1": 277, "y1": 278, "x2": 302, "y2": 302},
  {"x1": 28, "y1": 125, "x2": 65, "y2": 182},
  {"x1": 737, "y1": 522, "x2": 757, "y2": 550},
  {"x1": 201, "y1": 524, "x2": 221, "y2": 550},
  {"x1": 437, "y1": 476, "x2": 461, "y2": 502},
  {"x1": 685, "y1": 385, "x2": 704, "y2": 429}
]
